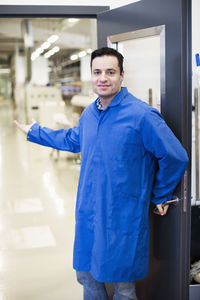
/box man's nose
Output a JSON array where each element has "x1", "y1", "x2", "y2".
[{"x1": 99, "y1": 72, "x2": 107, "y2": 81}]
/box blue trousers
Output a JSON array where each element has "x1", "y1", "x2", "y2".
[{"x1": 76, "y1": 271, "x2": 138, "y2": 300}]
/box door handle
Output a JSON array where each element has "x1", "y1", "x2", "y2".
[
  {"x1": 162, "y1": 196, "x2": 180, "y2": 206},
  {"x1": 153, "y1": 196, "x2": 180, "y2": 214}
]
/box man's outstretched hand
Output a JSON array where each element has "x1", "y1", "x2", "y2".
[{"x1": 14, "y1": 119, "x2": 36, "y2": 134}]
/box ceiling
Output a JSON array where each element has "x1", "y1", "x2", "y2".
[
  {"x1": 0, "y1": 0, "x2": 139, "y2": 9},
  {"x1": 0, "y1": 18, "x2": 97, "y2": 66}
]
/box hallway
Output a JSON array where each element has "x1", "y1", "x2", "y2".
[{"x1": 0, "y1": 99, "x2": 82, "y2": 300}]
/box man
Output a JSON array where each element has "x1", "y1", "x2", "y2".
[{"x1": 14, "y1": 47, "x2": 188, "y2": 300}]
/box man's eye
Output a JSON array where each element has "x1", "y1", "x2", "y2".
[
  {"x1": 108, "y1": 71, "x2": 114, "y2": 75},
  {"x1": 94, "y1": 71, "x2": 100, "y2": 75}
]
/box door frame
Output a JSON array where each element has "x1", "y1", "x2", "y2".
[
  {"x1": 97, "y1": 1, "x2": 191, "y2": 300},
  {"x1": 0, "y1": 5, "x2": 109, "y2": 17},
  {"x1": 107, "y1": 25, "x2": 166, "y2": 112},
  {"x1": 0, "y1": 2, "x2": 192, "y2": 299}
]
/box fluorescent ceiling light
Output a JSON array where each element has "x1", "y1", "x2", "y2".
[
  {"x1": 48, "y1": 35, "x2": 59, "y2": 44},
  {"x1": 44, "y1": 53, "x2": 50, "y2": 58},
  {"x1": 44, "y1": 46, "x2": 60, "y2": 59},
  {"x1": 87, "y1": 48, "x2": 92, "y2": 54},
  {"x1": 35, "y1": 47, "x2": 44, "y2": 54},
  {"x1": 31, "y1": 53, "x2": 39, "y2": 61},
  {"x1": 78, "y1": 51, "x2": 86, "y2": 58},
  {"x1": 32, "y1": 34, "x2": 59, "y2": 61},
  {"x1": 41, "y1": 41, "x2": 51, "y2": 50},
  {"x1": 70, "y1": 54, "x2": 78, "y2": 61},
  {"x1": 31, "y1": 48, "x2": 44, "y2": 60},
  {"x1": 52, "y1": 46, "x2": 60, "y2": 53},
  {"x1": 68, "y1": 18, "x2": 79, "y2": 23}
]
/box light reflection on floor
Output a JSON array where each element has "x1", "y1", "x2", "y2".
[
  {"x1": 0, "y1": 197, "x2": 44, "y2": 214},
  {"x1": 0, "y1": 100, "x2": 82, "y2": 300},
  {"x1": 9, "y1": 226, "x2": 56, "y2": 249}
]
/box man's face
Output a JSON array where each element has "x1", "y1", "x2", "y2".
[{"x1": 91, "y1": 55, "x2": 124, "y2": 101}]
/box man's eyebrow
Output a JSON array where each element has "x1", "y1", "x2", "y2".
[{"x1": 92, "y1": 68, "x2": 116, "y2": 72}]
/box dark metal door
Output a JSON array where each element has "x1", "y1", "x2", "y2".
[{"x1": 97, "y1": 1, "x2": 191, "y2": 300}]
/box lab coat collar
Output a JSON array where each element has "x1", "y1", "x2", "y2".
[
  {"x1": 92, "y1": 87, "x2": 128, "y2": 116},
  {"x1": 107, "y1": 87, "x2": 128, "y2": 107}
]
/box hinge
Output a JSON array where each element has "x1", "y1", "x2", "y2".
[{"x1": 183, "y1": 170, "x2": 188, "y2": 213}]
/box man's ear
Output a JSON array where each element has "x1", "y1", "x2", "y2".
[{"x1": 120, "y1": 71, "x2": 124, "y2": 83}]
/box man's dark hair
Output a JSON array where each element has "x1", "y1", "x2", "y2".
[{"x1": 91, "y1": 47, "x2": 124, "y2": 74}]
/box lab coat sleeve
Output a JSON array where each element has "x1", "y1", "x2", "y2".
[
  {"x1": 27, "y1": 122, "x2": 80, "y2": 153},
  {"x1": 141, "y1": 109, "x2": 189, "y2": 205}
]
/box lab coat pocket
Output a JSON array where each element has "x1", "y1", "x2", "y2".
[
  {"x1": 107, "y1": 127, "x2": 141, "y2": 162},
  {"x1": 115, "y1": 142, "x2": 138, "y2": 161},
  {"x1": 112, "y1": 127, "x2": 140, "y2": 159},
  {"x1": 109, "y1": 193, "x2": 139, "y2": 234},
  {"x1": 112, "y1": 159, "x2": 141, "y2": 198}
]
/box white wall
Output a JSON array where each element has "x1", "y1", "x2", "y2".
[
  {"x1": 31, "y1": 57, "x2": 49, "y2": 86},
  {"x1": 15, "y1": 55, "x2": 49, "y2": 86},
  {"x1": 0, "y1": 0, "x2": 140, "y2": 9},
  {"x1": 192, "y1": 0, "x2": 200, "y2": 90},
  {"x1": 118, "y1": 35, "x2": 160, "y2": 110},
  {"x1": 109, "y1": 0, "x2": 140, "y2": 9},
  {"x1": 192, "y1": 0, "x2": 200, "y2": 205},
  {"x1": 15, "y1": 55, "x2": 26, "y2": 84},
  {"x1": 80, "y1": 55, "x2": 91, "y2": 82}
]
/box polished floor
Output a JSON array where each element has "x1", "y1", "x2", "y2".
[{"x1": 0, "y1": 99, "x2": 83, "y2": 299}]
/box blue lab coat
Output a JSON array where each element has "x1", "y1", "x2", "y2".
[{"x1": 27, "y1": 87, "x2": 188, "y2": 282}]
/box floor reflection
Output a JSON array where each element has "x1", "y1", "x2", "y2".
[{"x1": 0, "y1": 100, "x2": 82, "y2": 299}]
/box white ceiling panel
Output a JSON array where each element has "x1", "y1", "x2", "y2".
[{"x1": 0, "y1": 0, "x2": 140, "y2": 9}]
